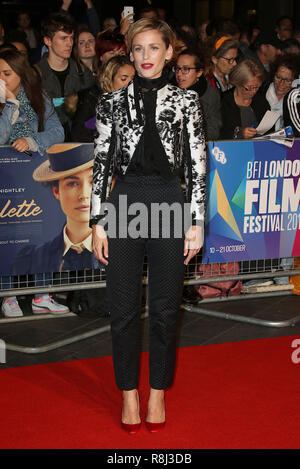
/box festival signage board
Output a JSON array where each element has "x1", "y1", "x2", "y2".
[
  {"x1": 1, "y1": 139, "x2": 299, "y2": 275},
  {"x1": 202, "y1": 140, "x2": 300, "y2": 263}
]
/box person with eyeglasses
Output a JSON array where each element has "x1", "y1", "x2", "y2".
[
  {"x1": 207, "y1": 35, "x2": 239, "y2": 93},
  {"x1": 174, "y1": 48, "x2": 222, "y2": 140},
  {"x1": 220, "y1": 58, "x2": 270, "y2": 140},
  {"x1": 266, "y1": 54, "x2": 299, "y2": 131}
]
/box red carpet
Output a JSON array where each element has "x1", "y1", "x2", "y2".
[{"x1": 0, "y1": 335, "x2": 300, "y2": 449}]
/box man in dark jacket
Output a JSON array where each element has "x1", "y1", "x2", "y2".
[
  {"x1": 250, "y1": 32, "x2": 284, "y2": 83},
  {"x1": 36, "y1": 12, "x2": 95, "y2": 141}
]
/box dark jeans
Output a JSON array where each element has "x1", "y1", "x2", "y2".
[{"x1": 105, "y1": 174, "x2": 185, "y2": 390}]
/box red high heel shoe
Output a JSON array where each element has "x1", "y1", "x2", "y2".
[
  {"x1": 121, "y1": 390, "x2": 141, "y2": 435},
  {"x1": 146, "y1": 391, "x2": 166, "y2": 432},
  {"x1": 145, "y1": 421, "x2": 166, "y2": 433},
  {"x1": 121, "y1": 421, "x2": 142, "y2": 434}
]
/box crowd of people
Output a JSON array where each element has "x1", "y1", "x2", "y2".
[
  {"x1": 1, "y1": 1, "x2": 300, "y2": 319},
  {"x1": 1, "y1": 3, "x2": 300, "y2": 145}
]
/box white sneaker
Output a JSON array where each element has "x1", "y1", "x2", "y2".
[
  {"x1": 1, "y1": 297, "x2": 23, "y2": 318},
  {"x1": 32, "y1": 294, "x2": 69, "y2": 315}
]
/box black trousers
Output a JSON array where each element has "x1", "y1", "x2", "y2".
[{"x1": 105, "y1": 174, "x2": 185, "y2": 390}]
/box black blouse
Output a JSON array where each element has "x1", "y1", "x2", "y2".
[{"x1": 125, "y1": 73, "x2": 176, "y2": 180}]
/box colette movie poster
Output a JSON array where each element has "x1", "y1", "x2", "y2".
[{"x1": 0, "y1": 143, "x2": 101, "y2": 276}]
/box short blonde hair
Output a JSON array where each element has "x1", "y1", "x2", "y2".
[
  {"x1": 126, "y1": 17, "x2": 175, "y2": 52},
  {"x1": 229, "y1": 58, "x2": 264, "y2": 87},
  {"x1": 99, "y1": 55, "x2": 134, "y2": 92}
]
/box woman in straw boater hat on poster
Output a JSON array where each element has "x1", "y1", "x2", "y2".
[
  {"x1": 12, "y1": 144, "x2": 103, "y2": 274},
  {"x1": 90, "y1": 18, "x2": 206, "y2": 434}
]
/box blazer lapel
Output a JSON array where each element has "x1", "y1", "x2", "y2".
[
  {"x1": 124, "y1": 81, "x2": 145, "y2": 161},
  {"x1": 127, "y1": 81, "x2": 144, "y2": 129}
]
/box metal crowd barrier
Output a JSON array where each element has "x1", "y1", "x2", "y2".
[
  {"x1": 183, "y1": 256, "x2": 300, "y2": 327},
  {"x1": 1, "y1": 255, "x2": 300, "y2": 355}
]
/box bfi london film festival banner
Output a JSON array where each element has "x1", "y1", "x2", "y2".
[
  {"x1": 1, "y1": 140, "x2": 300, "y2": 275},
  {"x1": 0, "y1": 143, "x2": 99, "y2": 276},
  {"x1": 202, "y1": 139, "x2": 300, "y2": 263}
]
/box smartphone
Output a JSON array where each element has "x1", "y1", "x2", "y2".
[{"x1": 124, "y1": 6, "x2": 134, "y2": 18}]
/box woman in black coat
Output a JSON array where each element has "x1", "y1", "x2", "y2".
[
  {"x1": 174, "y1": 48, "x2": 222, "y2": 140},
  {"x1": 220, "y1": 58, "x2": 270, "y2": 139}
]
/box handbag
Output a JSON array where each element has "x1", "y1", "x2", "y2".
[
  {"x1": 193, "y1": 262, "x2": 242, "y2": 300},
  {"x1": 67, "y1": 288, "x2": 109, "y2": 317}
]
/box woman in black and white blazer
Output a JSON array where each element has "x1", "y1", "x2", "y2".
[{"x1": 90, "y1": 18, "x2": 206, "y2": 434}]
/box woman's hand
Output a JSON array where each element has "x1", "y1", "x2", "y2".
[
  {"x1": 184, "y1": 225, "x2": 204, "y2": 265},
  {"x1": 242, "y1": 126, "x2": 257, "y2": 139},
  {"x1": 119, "y1": 10, "x2": 134, "y2": 36},
  {"x1": 92, "y1": 224, "x2": 109, "y2": 265},
  {"x1": 11, "y1": 138, "x2": 29, "y2": 152},
  {"x1": 6, "y1": 87, "x2": 16, "y2": 100},
  {"x1": 0, "y1": 79, "x2": 16, "y2": 101}
]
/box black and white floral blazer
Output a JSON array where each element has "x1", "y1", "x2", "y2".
[{"x1": 90, "y1": 80, "x2": 206, "y2": 227}]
